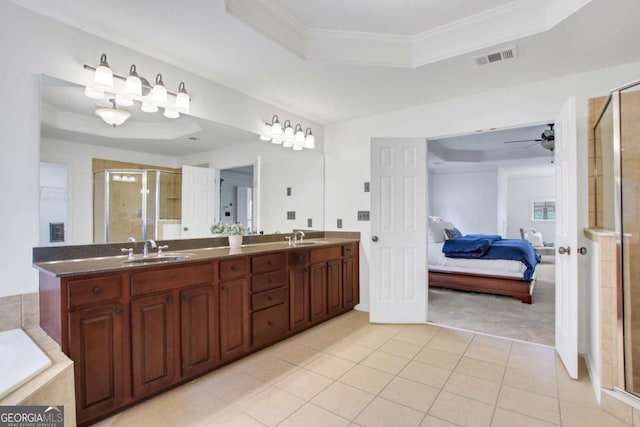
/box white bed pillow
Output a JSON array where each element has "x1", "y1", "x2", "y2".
[
  {"x1": 526, "y1": 230, "x2": 544, "y2": 247},
  {"x1": 428, "y1": 221, "x2": 454, "y2": 243}
]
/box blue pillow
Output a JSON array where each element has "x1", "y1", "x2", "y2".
[{"x1": 444, "y1": 227, "x2": 462, "y2": 239}]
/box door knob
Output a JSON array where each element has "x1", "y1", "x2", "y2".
[
  {"x1": 372, "y1": 236, "x2": 379, "y2": 242},
  {"x1": 578, "y1": 247, "x2": 587, "y2": 255},
  {"x1": 183, "y1": 226, "x2": 189, "y2": 231},
  {"x1": 558, "y1": 246, "x2": 571, "y2": 255}
]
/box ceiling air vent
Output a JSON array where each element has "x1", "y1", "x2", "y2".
[
  {"x1": 473, "y1": 46, "x2": 518, "y2": 66},
  {"x1": 187, "y1": 136, "x2": 200, "y2": 141}
]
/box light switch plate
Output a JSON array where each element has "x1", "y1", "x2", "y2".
[
  {"x1": 287, "y1": 211, "x2": 296, "y2": 220},
  {"x1": 307, "y1": 218, "x2": 312, "y2": 227},
  {"x1": 364, "y1": 182, "x2": 370, "y2": 192},
  {"x1": 337, "y1": 219, "x2": 343, "y2": 229},
  {"x1": 357, "y1": 211, "x2": 370, "y2": 221},
  {"x1": 287, "y1": 187, "x2": 292, "y2": 196}
]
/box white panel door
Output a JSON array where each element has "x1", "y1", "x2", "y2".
[
  {"x1": 555, "y1": 97, "x2": 579, "y2": 379},
  {"x1": 181, "y1": 166, "x2": 217, "y2": 238},
  {"x1": 370, "y1": 138, "x2": 427, "y2": 323}
]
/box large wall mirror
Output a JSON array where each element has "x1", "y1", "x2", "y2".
[{"x1": 38, "y1": 76, "x2": 324, "y2": 246}]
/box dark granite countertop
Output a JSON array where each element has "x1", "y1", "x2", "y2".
[{"x1": 34, "y1": 237, "x2": 359, "y2": 278}]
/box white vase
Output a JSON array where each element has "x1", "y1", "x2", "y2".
[{"x1": 228, "y1": 234, "x2": 243, "y2": 248}]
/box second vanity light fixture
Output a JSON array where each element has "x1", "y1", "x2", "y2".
[
  {"x1": 84, "y1": 54, "x2": 190, "y2": 127},
  {"x1": 260, "y1": 115, "x2": 314, "y2": 150}
]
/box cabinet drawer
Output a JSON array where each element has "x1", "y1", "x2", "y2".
[
  {"x1": 310, "y1": 246, "x2": 342, "y2": 263},
  {"x1": 251, "y1": 253, "x2": 286, "y2": 274},
  {"x1": 220, "y1": 258, "x2": 248, "y2": 280},
  {"x1": 289, "y1": 251, "x2": 308, "y2": 266},
  {"x1": 131, "y1": 263, "x2": 213, "y2": 296},
  {"x1": 251, "y1": 270, "x2": 287, "y2": 293},
  {"x1": 252, "y1": 287, "x2": 287, "y2": 311},
  {"x1": 342, "y1": 244, "x2": 356, "y2": 257},
  {"x1": 68, "y1": 275, "x2": 122, "y2": 308},
  {"x1": 252, "y1": 303, "x2": 289, "y2": 348}
]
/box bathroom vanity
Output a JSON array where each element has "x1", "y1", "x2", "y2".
[{"x1": 35, "y1": 238, "x2": 359, "y2": 426}]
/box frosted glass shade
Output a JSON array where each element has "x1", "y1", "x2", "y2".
[
  {"x1": 260, "y1": 123, "x2": 272, "y2": 141},
  {"x1": 163, "y1": 108, "x2": 180, "y2": 119},
  {"x1": 152, "y1": 84, "x2": 167, "y2": 106},
  {"x1": 84, "y1": 86, "x2": 104, "y2": 99},
  {"x1": 175, "y1": 92, "x2": 190, "y2": 114},
  {"x1": 115, "y1": 94, "x2": 134, "y2": 107},
  {"x1": 141, "y1": 100, "x2": 158, "y2": 113},
  {"x1": 95, "y1": 107, "x2": 131, "y2": 127},
  {"x1": 304, "y1": 132, "x2": 315, "y2": 149},
  {"x1": 93, "y1": 64, "x2": 113, "y2": 91},
  {"x1": 124, "y1": 74, "x2": 142, "y2": 98},
  {"x1": 271, "y1": 121, "x2": 283, "y2": 139},
  {"x1": 283, "y1": 125, "x2": 294, "y2": 144}
]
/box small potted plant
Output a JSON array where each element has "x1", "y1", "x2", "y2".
[{"x1": 210, "y1": 222, "x2": 245, "y2": 248}]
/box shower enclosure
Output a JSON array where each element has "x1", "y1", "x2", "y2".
[
  {"x1": 593, "y1": 79, "x2": 640, "y2": 398},
  {"x1": 93, "y1": 169, "x2": 182, "y2": 243}
]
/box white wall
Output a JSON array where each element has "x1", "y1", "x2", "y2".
[
  {"x1": 506, "y1": 175, "x2": 556, "y2": 242},
  {"x1": 181, "y1": 140, "x2": 325, "y2": 235},
  {"x1": 0, "y1": 1, "x2": 322, "y2": 297},
  {"x1": 39, "y1": 161, "x2": 68, "y2": 246},
  {"x1": 429, "y1": 169, "x2": 498, "y2": 235}
]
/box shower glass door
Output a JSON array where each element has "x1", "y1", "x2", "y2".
[{"x1": 106, "y1": 171, "x2": 145, "y2": 242}]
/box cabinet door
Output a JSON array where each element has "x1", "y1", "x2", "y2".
[
  {"x1": 180, "y1": 285, "x2": 218, "y2": 378},
  {"x1": 219, "y1": 278, "x2": 250, "y2": 361},
  {"x1": 309, "y1": 263, "x2": 327, "y2": 323},
  {"x1": 69, "y1": 304, "x2": 123, "y2": 423},
  {"x1": 327, "y1": 260, "x2": 343, "y2": 315},
  {"x1": 289, "y1": 266, "x2": 310, "y2": 331},
  {"x1": 131, "y1": 292, "x2": 177, "y2": 397},
  {"x1": 343, "y1": 257, "x2": 357, "y2": 308}
]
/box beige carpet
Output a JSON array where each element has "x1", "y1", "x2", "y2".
[{"x1": 428, "y1": 257, "x2": 555, "y2": 345}]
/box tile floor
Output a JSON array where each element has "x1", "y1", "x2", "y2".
[{"x1": 94, "y1": 310, "x2": 630, "y2": 427}]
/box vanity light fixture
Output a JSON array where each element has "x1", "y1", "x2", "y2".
[
  {"x1": 83, "y1": 53, "x2": 191, "y2": 126},
  {"x1": 95, "y1": 99, "x2": 132, "y2": 127},
  {"x1": 260, "y1": 115, "x2": 314, "y2": 151}
]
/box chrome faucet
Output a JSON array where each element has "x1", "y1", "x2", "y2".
[
  {"x1": 293, "y1": 231, "x2": 305, "y2": 244},
  {"x1": 143, "y1": 239, "x2": 157, "y2": 257}
]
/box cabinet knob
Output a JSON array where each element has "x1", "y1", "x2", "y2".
[
  {"x1": 268, "y1": 321, "x2": 274, "y2": 326},
  {"x1": 115, "y1": 308, "x2": 122, "y2": 315},
  {"x1": 166, "y1": 297, "x2": 174, "y2": 304},
  {"x1": 231, "y1": 265, "x2": 237, "y2": 271},
  {"x1": 182, "y1": 294, "x2": 191, "y2": 302},
  {"x1": 221, "y1": 285, "x2": 228, "y2": 291},
  {"x1": 93, "y1": 287, "x2": 102, "y2": 294},
  {"x1": 268, "y1": 296, "x2": 273, "y2": 300},
  {"x1": 297, "y1": 256, "x2": 303, "y2": 261}
]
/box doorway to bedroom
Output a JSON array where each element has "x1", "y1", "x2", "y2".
[{"x1": 426, "y1": 124, "x2": 557, "y2": 345}]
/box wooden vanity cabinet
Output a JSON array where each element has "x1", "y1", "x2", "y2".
[
  {"x1": 289, "y1": 250, "x2": 310, "y2": 331},
  {"x1": 251, "y1": 253, "x2": 290, "y2": 348},
  {"x1": 61, "y1": 273, "x2": 127, "y2": 424},
  {"x1": 219, "y1": 258, "x2": 250, "y2": 361},
  {"x1": 39, "y1": 241, "x2": 359, "y2": 427}
]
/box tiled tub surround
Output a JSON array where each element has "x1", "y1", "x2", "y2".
[
  {"x1": 0, "y1": 292, "x2": 39, "y2": 332},
  {"x1": 0, "y1": 327, "x2": 76, "y2": 427}
]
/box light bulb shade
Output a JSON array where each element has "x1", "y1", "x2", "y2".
[
  {"x1": 95, "y1": 106, "x2": 131, "y2": 127},
  {"x1": 163, "y1": 107, "x2": 180, "y2": 119},
  {"x1": 282, "y1": 138, "x2": 294, "y2": 148},
  {"x1": 271, "y1": 121, "x2": 283, "y2": 139},
  {"x1": 271, "y1": 135, "x2": 283, "y2": 145},
  {"x1": 124, "y1": 65, "x2": 142, "y2": 98},
  {"x1": 115, "y1": 94, "x2": 134, "y2": 107},
  {"x1": 93, "y1": 54, "x2": 113, "y2": 91},
  {"x1": 304, "y1": 128, "x2": 315, "y2": 149},
  {"x1": 84, "y1": 86, "x2": 104, "y2": 99},
  {"x1": 283, "y1": 124, "x2": 294, "y2": 143},
  {"x1": 175, "y1": 82, "x2": 190, "y2": 114},
  {"x1": 141, "y1": 100, "x2": 158, "y2": 113},
  {"x1": 292, "y1": 143, "x2": 303, "y2": 151},
  {"x1": 151, "y1": 74, "x2": 167, "y2": 106},
  {"x1": 294, "y1": 125, "x2": 305, "y2": 145},
  {"x1": 260, "y1": 122, "x2": 272, "y2": 141}
]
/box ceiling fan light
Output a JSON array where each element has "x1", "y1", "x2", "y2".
[
  {"x1": 260, "y1": 122, "x2": 272, "y2": 141},
  {"x1": 84, "y1": 85, "x2": 104, "y2": 99},
  {"x1": 93, "y1": 53, "x2": 113, "y2": 91},
  {"x1": 175, "y1": 82, "x2": 190, "y2": 114},
  {"x1": 95, "y1": 100, "x2": 131, "y2": 127}
]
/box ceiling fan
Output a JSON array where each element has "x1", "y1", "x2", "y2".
[{"x1": 503, "y1": 123, "x2": 555, "y2": 152}]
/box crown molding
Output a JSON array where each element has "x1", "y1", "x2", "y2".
[{"x1": 225, "y1": 0, "x2": 592, "y2": 68}]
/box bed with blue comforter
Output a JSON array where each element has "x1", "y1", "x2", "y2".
[{"x1": 430, "y1": 234, "x2": 541, "y2": 304}]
